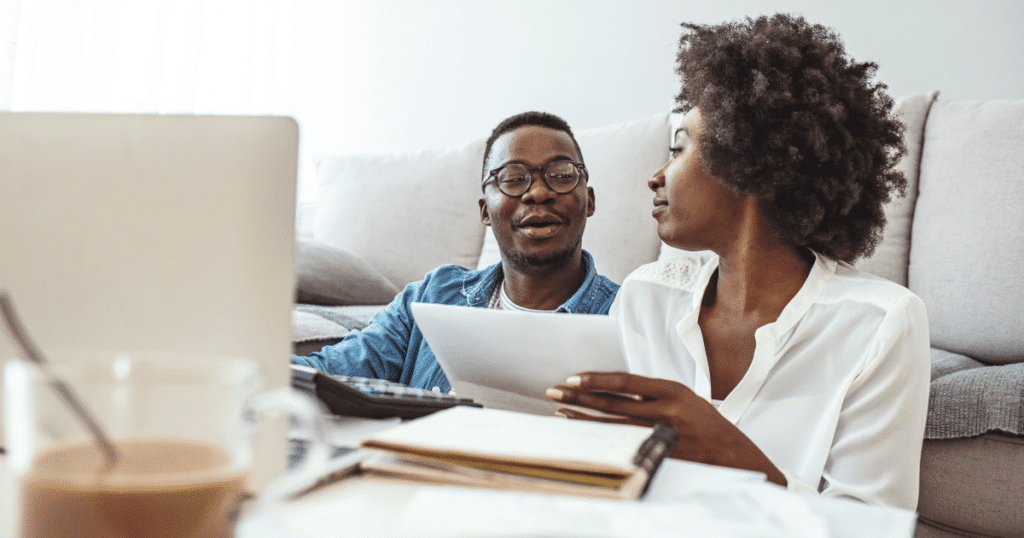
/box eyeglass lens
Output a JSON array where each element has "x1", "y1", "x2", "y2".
[{"x1": 494, "y1": 161, "x2": 581, "y2": 197}]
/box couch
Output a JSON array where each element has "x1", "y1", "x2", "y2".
[{"x1": 291, "y1": 92, "x2": 1024, "y2": 538}]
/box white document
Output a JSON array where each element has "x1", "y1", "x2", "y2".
[
  {"x1": 409, "y1": 303, "x2": 627, "y2": 415},
  {"x1": 399, "y1": 478, "x2": 917, "y2": 538}
]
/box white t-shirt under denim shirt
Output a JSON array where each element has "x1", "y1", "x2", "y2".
[{"x1": 611, "y1": 251, "x2": 931, "y2": 510}]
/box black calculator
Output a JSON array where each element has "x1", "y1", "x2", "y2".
[{"x1": 290, "y1": 363, "x2": 481, "y2": 420}]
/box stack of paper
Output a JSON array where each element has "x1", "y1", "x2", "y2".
[{"x1": 358, "y1": 407, "x2": 676, "y2": 500}]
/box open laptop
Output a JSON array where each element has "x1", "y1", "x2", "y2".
[
  {"x1": 410, "y1": 303, "x2": 628, "y2": 415},
  {"x1": 0, "y1": 112, "x2": 298, "y2": 486}
]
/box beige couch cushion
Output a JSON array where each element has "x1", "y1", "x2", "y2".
[
  {"x1": 856, "y1": 91, "x2": 939, "y2": 286},
  {"x1": 908, "y1": 99, "x2": 1024, "y2": 364},
  {"x1": 314, "y1": 140, "x2": 487, "y2": 288},
  {"x1": 577, "y1": 113, "x2": 671, "y2": 284}
]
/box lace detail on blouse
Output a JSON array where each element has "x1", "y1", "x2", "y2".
[{"x1": 625, "y1": 258, "x2": 706, "y2": 291}]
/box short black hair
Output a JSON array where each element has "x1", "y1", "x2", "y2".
[
  {"x1": 675, "y1": 14, "x2": 907, "y2": 263},
  {"x1": 482, "y1": 111, "x2": 584, "y2": 177}
]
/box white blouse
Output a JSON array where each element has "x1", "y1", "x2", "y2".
[{"x1": 611, "y1": 252, "x2": 930, "y2": 509}]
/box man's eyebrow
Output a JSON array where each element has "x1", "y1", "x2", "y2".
[
  {"x1": 673, "y1": 127, "x2": 690, "y2": 138},
  {"x1": 499, "y1": 154, "x2": 576, "y2": 167}
]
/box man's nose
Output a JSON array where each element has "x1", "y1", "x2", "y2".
[{"x1": 521, "y1": 173, "x2": 557, "y2": 203}]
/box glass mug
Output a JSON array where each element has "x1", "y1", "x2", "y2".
[{"x1": 3, "y1": 352, "x2": 331, "y2": 538}]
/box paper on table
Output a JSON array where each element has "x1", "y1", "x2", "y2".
[
  {"x1": 399, "y1": 478, "x2": 917, "y2": 538},
  {"x1": 410, "y1": 303, "x2": 628, "y2": 415}
]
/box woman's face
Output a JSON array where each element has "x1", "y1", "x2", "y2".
[{"x1": 649, "y1": 108, "x2": 749, "y2": 252}]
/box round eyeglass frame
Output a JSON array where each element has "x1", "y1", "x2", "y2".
[{"x1": 482, "y1": 161, "x2": 587, "y2": 198}]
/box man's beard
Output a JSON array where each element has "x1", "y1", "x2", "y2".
[{"x1": 501, "y1": 238, "x2": 581, "y2": 274}]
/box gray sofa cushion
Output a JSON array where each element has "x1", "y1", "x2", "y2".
[
  {"x1": 908, "y1": 99, "x2": 1024, "y2": 364},
  {"x1": 926, "y1": 349, "x2": 1024, "y2": 439},
  {"x1": 291, "y1": 304, "x2": 386, "y2": 356},
  {"x1": 295, "y1": 238, "x2": 400, "y2": 306},
  {"x1": 917, "y1": 433, "x2": 1024, "y2": 538}
]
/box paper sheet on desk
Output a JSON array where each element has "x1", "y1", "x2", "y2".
[
  {"x1": 399, "y1": 459, "x2": 917, "y2": 538},
  {"x1": 410, "y1": 303, "x2": 627, "y2": 415}
]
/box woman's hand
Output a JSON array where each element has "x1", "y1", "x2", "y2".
[{"x1": 546, "y1": 371, "x2": 786, "y2": 486}]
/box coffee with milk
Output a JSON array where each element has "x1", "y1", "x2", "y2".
[{"x1": 21, "y1": 437, "x2": 248, "y2": 538}]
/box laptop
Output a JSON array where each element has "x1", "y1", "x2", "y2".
[
  {"x1": 409, "y1": 303, "x2": 628, "y2": 415},
  {"x1": 0, "y1": 112, "x2": 298, "y2": 486}
]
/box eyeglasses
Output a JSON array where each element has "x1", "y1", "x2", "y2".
[{"x1": 482, "y1": 161, "x2": 587, "y2": 198}]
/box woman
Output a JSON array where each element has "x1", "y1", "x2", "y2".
[{"x1": 546, "y1": 14, "x2": 930, "y2": 509}]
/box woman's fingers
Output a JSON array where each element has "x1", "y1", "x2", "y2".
[
  {"x1": 555, "y1": 407, "x2": 650, "y2": 427},
  {"x1": 562, "y1": 372, "x2": 690, "y2": 401},
  {"x1": 548, "y1": 384, "x2": 650, "y2": 416}
]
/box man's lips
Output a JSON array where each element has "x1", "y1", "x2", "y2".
[
  {"x1": 514, "y1": 212, "x2": 566, "y2": 240},
  {"x1": 515, "y1": 213, "x2": 566, "y2": 228}
]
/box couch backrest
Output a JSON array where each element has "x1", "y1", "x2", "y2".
[
  {"x1": 317, "y1": 113, "x2": 676, "y2": 289},
  {"x1": 907, "y1": 98, "x2": 1024, "y2": 364},
  {"x1": 312, "y1": 96, "x2": 1024, "y2": 365},
  {"x1": 314, "y1": 141, "x2": 487, "y2": 288}
]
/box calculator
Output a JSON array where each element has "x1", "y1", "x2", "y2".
[{"x1": 290, "y1": 363, "x2": 481, "y2": 420}]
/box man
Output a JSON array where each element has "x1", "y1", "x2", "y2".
[{"x1": 293, "y1": 111, "x2": 618, "y2": 392}]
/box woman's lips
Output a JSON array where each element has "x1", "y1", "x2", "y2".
[{"x1": 652, "y1": 198, "x2": 668, "y2": 218}]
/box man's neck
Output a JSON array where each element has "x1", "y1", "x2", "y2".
[{"x1": 499, "y1": 251, "x2": 587, "y2": 311}]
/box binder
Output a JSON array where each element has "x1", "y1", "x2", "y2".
[{"x1": 359, "y1": 406, "x2": 678, "y2": 500}]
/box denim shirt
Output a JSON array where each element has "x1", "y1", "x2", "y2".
[{"x1": 293, "y1": 250, "x2": 619, "y2": 392}]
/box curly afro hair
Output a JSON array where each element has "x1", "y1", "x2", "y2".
[{"x1": 675, "y1": 14, "x2": 907, "y2": 263}]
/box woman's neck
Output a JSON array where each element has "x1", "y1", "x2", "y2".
[{"x1": 706, "y1": 204, "x2": 813, "y2": 319}]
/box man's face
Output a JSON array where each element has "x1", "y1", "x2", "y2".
[{"x1": 479, "y1": 125, "x2": 595, "y2": 274}]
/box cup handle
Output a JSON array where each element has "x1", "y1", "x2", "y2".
[{"x1": 240, "y1": 387, "x2": 334, "y2": 516}]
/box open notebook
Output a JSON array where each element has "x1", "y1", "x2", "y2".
[
  {"x1": 409, "y1": 303, "x2": 628, "y2": 415},
  {"x1": 0, "y1": 112, "x2": 298, "y2": 487}
]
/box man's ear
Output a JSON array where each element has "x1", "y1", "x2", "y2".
[
  {"x1": 586, "y1": 186, "x2": 595, "y2": 217},
  {"x1": 479, "y1": 198, "x2": 491, "y2": 226}
]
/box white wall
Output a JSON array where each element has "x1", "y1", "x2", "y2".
[
  {"x1": 298, "y1": 0, "x2": 1023, "y2": 162},
  {"x1": 3, "y1": 1, "x2": 1022, "y2": 208}
]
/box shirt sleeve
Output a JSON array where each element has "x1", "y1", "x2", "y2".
[{"x1": 815, "y1": 293, "x2": 931, "y2": 509}]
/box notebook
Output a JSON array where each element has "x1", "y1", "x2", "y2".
[
  {"x1": 360, "y1": 406, "x2": 678, "y2": 500},
  {"x1": 0, "y1": 112, "x2": 298, "y2": 487},
  {"x1": 409, "y1": 302, "x2": 628, "y2": 415}
]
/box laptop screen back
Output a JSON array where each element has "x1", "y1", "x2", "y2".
[{"x1": 0, "y1": 112, "x2": 298, "y2": 485}]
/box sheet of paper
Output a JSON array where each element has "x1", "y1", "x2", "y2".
[
  {"x1": 410, "y1": 303, "x2": 627, "y2": 414},
  {"x1": 399, "y1": 476, "x2": 917, "y2": 538}
]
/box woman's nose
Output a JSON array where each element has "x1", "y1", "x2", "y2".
[{"x1": 648, "y1": 163, "x2": 668, "y2": 192}]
